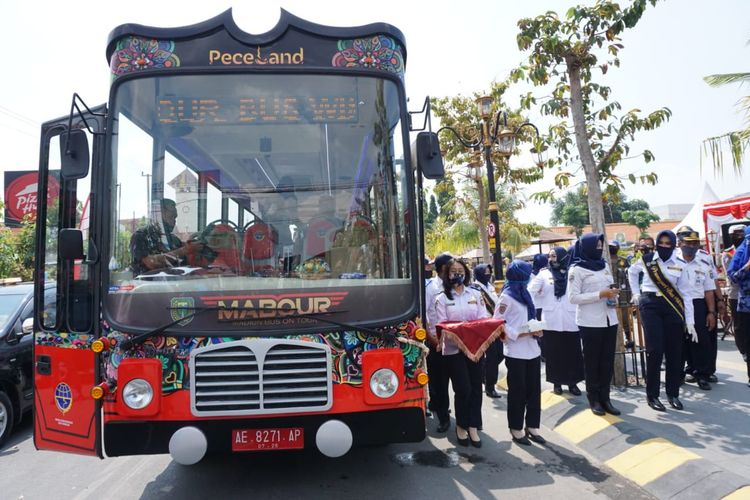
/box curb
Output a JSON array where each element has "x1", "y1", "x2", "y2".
[{"x1": 538, "y1": 389, "x2": 750, "y2": 499}]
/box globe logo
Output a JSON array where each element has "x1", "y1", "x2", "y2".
[{"x1": 55, "y1": 382, "x2": 73, "y2": 414}]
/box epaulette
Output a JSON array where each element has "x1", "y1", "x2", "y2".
[
  {"x1": 699, "y1": 249, "x2": 710, "y2": 255},
  {"x1": 676, "y1": 256, "x2": 686, "y2": 263}
]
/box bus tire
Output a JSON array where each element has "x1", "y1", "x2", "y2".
[{"x1": 0, "y1": 391, "x2": 13, "y2": 448}]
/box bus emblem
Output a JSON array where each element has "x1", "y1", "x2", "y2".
[
  {"x1": 54, "y1": 382, "x2": 73, "y2": 414},
  {"x1": 170, "y1": 297, "x2": 195, "y2": 326}
]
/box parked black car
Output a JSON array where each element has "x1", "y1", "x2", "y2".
[{"x1": 0, "y1": 280, "x2": 55, "y2": 447}]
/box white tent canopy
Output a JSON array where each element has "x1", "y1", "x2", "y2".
[{"x1": 671, "y1": 182, "x2": 720, "y2": 237}]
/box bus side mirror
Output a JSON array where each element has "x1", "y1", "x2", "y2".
[
  {"x1": 59, "y1": 229, "x2": 85, "y2": 260},
  {"x1": 412, "y1": 132, "x2": 444, "y2": 180},
  {"x1": 60, "y1": 129, "x2": 90, "y2": 180}
]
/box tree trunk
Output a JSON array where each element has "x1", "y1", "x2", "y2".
[{"x1": 567, "y1": 57, "x2": 625, "y2": 386}]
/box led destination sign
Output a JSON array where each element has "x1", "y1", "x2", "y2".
[{"x1": 158, "y1": 95, "x2": 358, "y2": 125}]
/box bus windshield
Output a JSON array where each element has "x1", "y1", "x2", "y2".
[{"x1": 105, "y1": 73, "x2": 414, "y2": 333}]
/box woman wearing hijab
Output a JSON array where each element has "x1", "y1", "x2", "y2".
[
  {"x1": 532, "y1": 254, "x2": 549, "y2": 320},
  {"x1": 529, "y1": 247, "x2": 584, "y2": 396},
  {"x1": 727, "y1": 226, "x2": 750, "y2": 387},
  {"x1": 434, "y1": 259, "x2": 490, "y2": 447},
  {"x1": 568, "y1": 233, "x2": 621, "y2": 416},
  {"x1": 471, "y1": 264, "x2": 503, "y2": 398},
  {"x1": 494, "y1": 260, "x2": 545, "y2": 446},
  {"x1": 627, "y1": 230, "x2": 696, "y2": 411}
]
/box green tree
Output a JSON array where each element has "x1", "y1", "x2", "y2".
[
  {"x1": 550, "y1": 186, "x2": 589, "y2": 226},
  {"x1": 514, "y1": 0, "x2": 669, "y2": 241},
  {"x1": 702, "y1": 67, "x2": 750, "y2": 175},
  {"x1": 622, "y1": 209, "x2": 660, "y2": 234},
  {"x1": 434, "y1": 175, "x2": 458, "y2": 225},
  {"x1": 425, "y1": 193, "x2": 439, "y2": 229}
]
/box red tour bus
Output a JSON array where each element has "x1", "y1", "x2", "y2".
[{"x1": 32, "y1": 10, "x2": 444, "y2": 463}]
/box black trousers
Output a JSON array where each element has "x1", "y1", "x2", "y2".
[
  {"x1": 730, "y1": 299, "x2": 746, "y2": 356},
  {"x1": 684, "y1": 299, "x2": 712, "y2": 381},
  {"x1": 505, "y1": 356, "x2": 541, "y2": 431},
  {"x1": 483, "y1": 339, "x2": 505, "y2": 392},
  {"x1": 640, "y1": 294, "x2": 684, "y2": 398},
  {"x1": 738, "y1": 311, "x2": 750, "y2": 379},
  {"x1": 426, "y1": 344, "x2": 450, "y2": 423},
  {"x1": 444, "y1": 353, "x2": 484, "y2": 429},
  {"x1": 579, "y1": 324, "x2": 617, "y2": 404}
]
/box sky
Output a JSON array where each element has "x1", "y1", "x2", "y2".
[{"x1": 1, "y1": 0, "x2": 749, "y2": 226}]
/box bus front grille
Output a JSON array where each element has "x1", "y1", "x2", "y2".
[{"x1": 190, "y1": 340, "x2": 332, "y2": 416}]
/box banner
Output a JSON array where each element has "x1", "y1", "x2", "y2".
[{"x1": 4, "y1": 170, "x2": 60, "y2": 228}]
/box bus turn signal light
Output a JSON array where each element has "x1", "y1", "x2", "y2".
[
  {"x1": 414, "y1": 328, "x2": 427, "y2": 341},
  {"x1": 415, "y1": 370, "x2": 429, "y2": 386},
  {"x1": 91, "y1": 382, "x2": 111, "y2": 400},
  {"x1": 91, "y1": 339, "x2": 109, "y2": 353}
]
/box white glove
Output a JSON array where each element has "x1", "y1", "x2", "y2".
[
  {"x1": 631, "y1": 294, "x2": 641, "y2": 306},
  {"x1": 687, "y1": 324, "x2": 698, "y2": 343}
]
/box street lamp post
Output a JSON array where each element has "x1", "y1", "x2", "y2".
[{"x1": 438, "y1": 96, "x2": 545, "y2": 282}]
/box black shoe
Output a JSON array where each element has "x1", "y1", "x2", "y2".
[
  {"x1": 685, "y1": 374, "x2": 696, "y2": 383},
  {"x1": 512, "y1": 434, "x2": 532, "y2": 446},
  {"x1": 470, "y1": 438, "x2": 482, "y2": 448},
  {"x1": 590, "y1": 401, "x2": 606, "y2": 416},
  {"x1": 668, "y1": 397, "x2": 683, "y2": 410},
  {"x1": 553, "y1": 385, "x2": 563, "y2": 395},
  {"x1": 708, "y1": 374, "x2": 718, "y2": 383},
  {"x1": 426, "y1": 408, "x2": 433, "y2": 418},
  {"x1": 648, "y1": 397, "x2": 666, "y2": 412},
  {"x1": 456, "y1": 429, "x2": 469, "y2": 447},
  {"x1": 525, "y1": 429, "x2": 547, "y2": 445},
  {"x1": 698, "y1": 379, "x2": 712, "y2": 390},
  {"x1": 485, "y1": 389, "x2": 503, "y2": 398},
  {"x1": 568, "y1": 384, "x2": 582, "y2": 396},
  {"x1": 602, "y1": 401, "x2": 621, "y2": 416},
  {"x1": 437, "y1": 420, "x2": 450, "y2": 433}
]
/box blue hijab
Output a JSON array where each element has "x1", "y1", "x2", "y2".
[
  {"x1": 549, "y1": 246, "x2": 570, "y2": 298},
  {"x1": 572, "y1": 233, "x2": 606, "y2": 271},
  {"x1": 502, "y1": 260, "x2": 536, "y2": 320},
  {"x1": 473, "y1": 263, "x2": 492, "y2": 286},
  {"x1": 532, "y1": 254, "x2": 549, "y2": 275},
  {"x1": 728, "y1": 226, "x2": 750, "y2": 277}
]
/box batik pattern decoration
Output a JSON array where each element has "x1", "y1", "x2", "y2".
[
  {"x1": 331, "y1": 36, "x2": 404, "y2": 78},
  {"x1": 35, "y1": 331, "x2": 94, "y2": 349},
  {"x1": 102, "y1": 318, "x2": 426, "y2": 394},
  {"x1": 110, "y1": 37, "x2": 180, "y2": 79}
]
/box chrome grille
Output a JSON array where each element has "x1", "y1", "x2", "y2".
[{"x1": 190, "y1": 340, "x2": 332, "y2": 416}]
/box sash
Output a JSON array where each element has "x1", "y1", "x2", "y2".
[
  {"x1": 470, "y1": 284, "x2": 496, "y2": 316},
  {"x1": 643, "y1": 254, "x2": 684, "y2": 322}
]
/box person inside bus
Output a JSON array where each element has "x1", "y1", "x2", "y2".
[
  {"x1": 267, "y1": 184, "x2": 302, "y2": 276},
  {"x1": 130, "y1": 198, "x2": 200, "y2": 275}
]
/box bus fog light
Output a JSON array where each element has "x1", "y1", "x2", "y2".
[
  {"x1": 122, "y1": 379, "x2": 153, "y2": 409},
  {"x1": 370, "y1": 368, "x2": 399, "y2": 398}
]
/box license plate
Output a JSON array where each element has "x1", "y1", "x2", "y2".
[{"x1": 232, "y1": 427, "x2": 304, "y2": 451}]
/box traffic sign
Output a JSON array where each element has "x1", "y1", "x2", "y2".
[
  {"x1": 489, "y1": 238, "x2": 496, "y2": 250},
  {"x1": 487, "y1": 223, "x2": 496, "y2": 238}
]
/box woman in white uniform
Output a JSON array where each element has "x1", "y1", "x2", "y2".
[{"x1": 528, "y1": 247, "x2": 583, "y2": 396}]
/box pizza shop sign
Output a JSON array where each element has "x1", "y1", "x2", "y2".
[{"x1": 4, "y1": 171, "x2": 60, "y2": 228}]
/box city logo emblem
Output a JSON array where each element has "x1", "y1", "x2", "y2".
[
  {"x1": 54, "y1": 382, "x2": 73, "y2": 414},
  {"x1": 170, "y1": 297, "x2": 195, "y2": 327}
]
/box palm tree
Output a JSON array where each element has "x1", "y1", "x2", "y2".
[{"x1": 702, "y1": 71, "x2": 750, "y2": 175}]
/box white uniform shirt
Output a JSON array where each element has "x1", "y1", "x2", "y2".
[
  {"x1": 425, "y1": 277, "x2": 443, "y2": 335},
  {"x1": 567, "y1": 265, "x2": 620, "y2": 328},
  {"x1": 473, "y1": 280, "x2": 499, "y2": 307},
  {"x1": 674, "y1": 248, "x2": 716, "y2": 299},
  {"x1": 434, "y1": 286, "x2": 490, "y2": 355},
  {"x1": 494, "y1": 293, "x2": 541, "y2": 360},
  {"x1": 528, "y1": 268, "x2": 578, "y2": 332},
  {"x1": 722, "y1": 248, "x2": 740, "y2": 299},
  {"x1": 627, "y1": 252, "x2": 695, "y2": 326}
]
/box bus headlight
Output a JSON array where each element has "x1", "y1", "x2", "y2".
[
  {"x1": 369, "y1": 368, "x2": 399, "y2": 398},
  {"x1": 122, "y1": 379, "x2": 154, "y2": 409}
]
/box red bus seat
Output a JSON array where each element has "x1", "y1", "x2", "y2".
[
  {"x1": 303, "y1": 216, "x2": 340, "y2": 260},
  {"x1": 205, "y1": 223, "x2": 242, "y2": 272},
  {"x1": 243, "y1": 221, "x2": 279, "y2": 275}
]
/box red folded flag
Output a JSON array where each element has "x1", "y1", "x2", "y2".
[{"x1": 436, "y1": 317, "x2": 506, "y2": 362}]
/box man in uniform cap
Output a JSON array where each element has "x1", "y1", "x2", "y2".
[
  {"x1": 676, "y1": 226, "x2": 718, "y2": 390},
  {"x1": 723, "y1": 224, "x2": 748, "y2": 365}
]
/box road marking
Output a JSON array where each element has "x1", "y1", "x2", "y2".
[
  {"x1": 554, "y1": 409, "x2": 621, "y2": 444},
  {"x1": 717, "y1": 358, "x2": 748, "y2": 373},
  {"x1": 723, "y1": 485, "x2": 750, "y2": 499},
  {"x1": 605, "y1": 437, "x2": 700, "y2": 486},
  {"x1": 496, "y1": 376, "x2": 508, "y2": 391},
  {"x1": 540, "y1": 390, "x2": 569, "y2": 410}
]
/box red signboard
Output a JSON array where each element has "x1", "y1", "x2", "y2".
[
  {"x1": 4, "y1": 171, "x2": 60, "y2": 228},
  {"x1": 231, "y1": 427, "x2": 304, "y2": 451}
]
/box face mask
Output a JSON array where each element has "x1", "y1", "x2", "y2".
[
  {"x1": 590, "y1": 248, "x2": 603, "y2": 260},
  {"x1": 681, "y1": 246, "x2": 698, "y2": 259},
  {"x1": 449, "y1": 274, "x2": 465, "y2": 286},
  {"x1": 733, "y1": 235, "x2": 744, "y2": 246},
  {"x1": 657, "y1": 246, "x2": 673, "y2": 261},
  {"x1": 549, "y1": 260, "x2": 560, "y2": 269}
]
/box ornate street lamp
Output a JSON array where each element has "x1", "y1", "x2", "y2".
[{"x1": 437, "y1": 96, "x2": 543, "y2": 281}]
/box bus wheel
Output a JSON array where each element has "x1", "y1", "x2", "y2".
[{"x1": 0, "y1": 391, "x2": 13, "y2": 448}]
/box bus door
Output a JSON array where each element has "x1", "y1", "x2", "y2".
[{"x1": 33, "y1": 103, "x2": 106, "y2": 456}]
